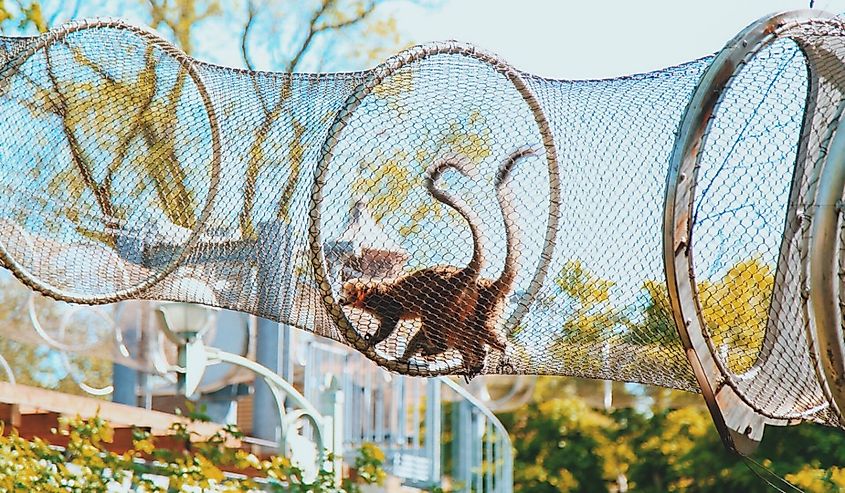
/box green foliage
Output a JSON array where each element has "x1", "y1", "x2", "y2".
[
  {"x1": 499, "y1": 394, "x2": 618, "y2": 493},
  {"x1": 0, "y1": 413, "x2": 386, "y2": 492},
  {"x1": 500, "y1": 380, "x2": 845, "y2": 493},
  {"x1": 341, "y1": 442, "x2": 387, "y2": 492}
]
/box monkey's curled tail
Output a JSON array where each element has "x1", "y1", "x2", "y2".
[
  {"x1": 425, "y1": 155, "x2": 485, "y2": 278},
  {"x1": 493, "y1": 146, "x2": 538, "y2": 292}
]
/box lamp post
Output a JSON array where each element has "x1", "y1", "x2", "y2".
[
  {"x1": 155, "y1": 298, "x2": 342, "y2": 485},
  {"x1": 156, "y1": 301, "x2": 217, "y2": 397}
]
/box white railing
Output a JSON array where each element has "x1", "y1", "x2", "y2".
[{"x1": 296, "y1": 332, "x2": 513, "y2": 492}]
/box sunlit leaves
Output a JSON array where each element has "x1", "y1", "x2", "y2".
[
  {"x1": 0, "y1": 3, "x2": 11, "y2": 25},
  {"x1": 19, "y1": 1, "x2": 44, "y2": 32},
  {"x1": 786, "y1": 465, "x2": 845, "y2": 492},
  {"x1": 351, "y1": 112, "x2": 494, "y2": 240},
  {"x1": 0, "y1": 413, "x2": 387, "y2": 491},
  {"x1": 698, "y1": 258, "x2": 773, "y2": 374},
  {"x1": 552, "y1": 260, "x2": 622, "y2": 346},
  {"x1": 0, "y1": 1, "x2": 45, "y2": 33}
]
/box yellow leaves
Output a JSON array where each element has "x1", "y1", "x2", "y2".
[
  {"x1": 641, "y1": 407, "x2": 710, "y2": 472},
  {"x1": 17, "y1": 1, "x2": 45, "y2": 33},
  {"x1": 549, "y1": 468, "x2": 579, "y2": 491},
  {"x1": 232, "y1": 449, "x2": 261, "y2": 470},
  {"x1": 0, "y1": 2, "x2": 11, "y2": 25},
  {"x1": 0, "y1": 420, "x2": 387, "y2": 492},
  {"x1": 353, "y1": 120, "x2": 494, "y2": 243},
  {"x1": 371, "y1": 70, "x2": 414, "y2": 117},
  {"x1": 196, "y1": 454, "x2": 225, "y2": 482},
  {"x1": 134, "y1": 435, "x2": 156, "y2": 455},
  {"x1": 538, "y1": 397, "x2": 615, "y2": 435},
  {"x1": 368, "y1": 16, "x2": 398, "y2": 39},
  {"x1": 353, "y1": 441, "x2": 387, "y2": 485},
  {"x1": 556, "y1": 260, "x2": 614, "y2": 305},
  {"x1": 552, "y1": 260, "x2": 622, "y2": 347},
  {"x1": 353, "y1": 148, "x2": 413, "y2": 222},
  {"x1": 521, "y1": 463, "x2": 550, "y2": 483},
  {"x1": 443, "y1": 123, "x2": 492, "y2": 163},
  {"x1": 360, "y1": 441, "x2": 385, "y2": 462},
  {"x1": 643, "y1": 279, "x2": 670, "y2": 313},
  {"x1": 698, "y1": 257, "x2": 774, "y2": 374},
  {"x1": 786, "y1": 465, "x2": 845, "y2": 492}
]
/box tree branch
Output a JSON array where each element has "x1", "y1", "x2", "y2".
[
  {"x1": 315, "y1": 1, "x2": 376, "y2": 33},
  {"x1": 285, "y1": 0, "x2": 335, "y2": 73},
  {"x1": 240, "y1": 0, "x2": 258, "y2": 72}
]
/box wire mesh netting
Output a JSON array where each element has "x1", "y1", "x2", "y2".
[
  {"x1": 689, "y1": 33, "x2": 828, "y2": 424},
  {"x1": 2, "y1": 14, "x2": 845, "y2": 431}
]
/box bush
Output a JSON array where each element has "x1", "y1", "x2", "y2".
[{"x1": 0, "y1": 414, "x2": 385, "y2": 492}]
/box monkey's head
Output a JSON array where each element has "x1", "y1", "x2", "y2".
[{"x1": 339, "y1": 280, "x2": 374, "y2": 309}]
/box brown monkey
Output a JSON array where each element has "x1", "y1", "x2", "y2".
[
  {"x1": 339, "y1": 154, "x2": 485, "y2": 360},
  {"x1": 411, "y1": 147, "x2": 536, "y2": 377}
]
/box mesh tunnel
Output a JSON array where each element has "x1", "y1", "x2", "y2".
[{"x1": 1, "y1": 11, "x2": 845, "y2": 450}]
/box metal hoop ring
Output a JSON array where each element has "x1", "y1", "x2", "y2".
[
  {"x1": 0, "y1": 19, "x2": 222, "y2": 305},
  {"x1": 663, "y1": 10, "x2": 839, "y2": 452},
  {"x1": 310, "y1": 41, "x2": 560, "y2": 376}
]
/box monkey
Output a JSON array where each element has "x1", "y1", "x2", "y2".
[
  {"x1": 406, "y1": 146, "x2": 536, "y2": 377},
  {"x1": 339, "y1": 147, "x2": 535, "y2": 378},
  {"x1": 339, "y1": 153, "x2": 486, "y2": 363}
]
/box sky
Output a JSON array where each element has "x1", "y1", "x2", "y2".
[{"x1": 387, "y1": 0, "x2": 845, "y2": 79}]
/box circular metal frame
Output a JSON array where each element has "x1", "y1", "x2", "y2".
[
  {"x1": 309, "y1": 41, "x2": 560, "y2": 376},
  {"x1": 0, "y1": 19, "x2": 222, "y2": 305},
  {"x1": 663, "y1": 9, "x2": 836, "y2": 453},
  {"x1": 809, "y1": 105, "x2": 845, "y2": 421}
]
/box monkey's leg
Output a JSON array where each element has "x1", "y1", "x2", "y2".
[
  {"x1": 399, "y1": 329, "x2": 430, "y2": 362},
  {"x1": 459, "y1": 343, "x2": 488, "y2": 377},
  {"x1": 421, "y1": 336, "x2": 448, "y2": 356},
  {"x1": 365, "y1": 315, "x2": 399, "y2": 347}
]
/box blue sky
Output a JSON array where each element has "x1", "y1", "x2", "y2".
[{"x1": 389, "y1": 0, "x2": 845, "y2": 79}]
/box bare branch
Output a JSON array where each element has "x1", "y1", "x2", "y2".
[
  {"x1": 314, "y1": 1, "x2": 376, "y2": 33},
  {"x1": 286, "y1": 0, "x2": 335, "y2": 72},
  {"x1": 241, "y1": 0, "x2": 257, "y2": 71},
  {"x1": 286, "y1": 0, "x2": 379, "y2": 73},
  {"x1": 241, "y1": 0, "x2": 269, "y2": 112}
]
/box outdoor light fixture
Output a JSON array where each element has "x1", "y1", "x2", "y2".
[
  {"x1": 157, "y1": 301, "x2": 216, "y2": 343},
  {"x1": 156, "y1": 301, "x2": 218, "y2": 397},
  {"x1": 154, "y1": 278, "x2": 219, "y2": 397}
]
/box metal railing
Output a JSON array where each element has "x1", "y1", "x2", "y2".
[{"x1": 296, "y1": 332, "x2": 513, "y2": 492}]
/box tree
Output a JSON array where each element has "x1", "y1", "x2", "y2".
[
  {"x1": 0, "y1": 0, "x2": 48, "y2": 33},
  {"x1": 498, "y1": 395, "x2": 615, "y2": 493},
  {"x1": 552, "y1": 260, "x2": 624, "y2": 345},
  {"x1": 697, "y1": 258, "x2": 772, "y2": 374},
  {"x1": 0, "y1": 0, "x2": 409, "y2": 394},
  {"x1": 500, "y1": 378, "x2": 845, "y2": 493}
]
